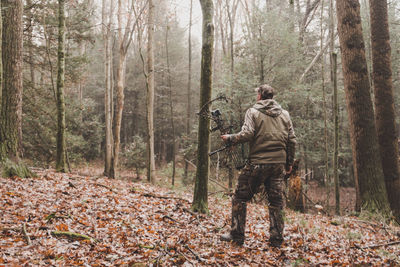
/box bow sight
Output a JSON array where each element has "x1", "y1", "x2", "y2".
[
  {"x1": 196, "y1": 95, "x2": 246, "y2": 169},
  {"x1": 210, "y1": 109, "x2": 233, "y2": 134}
]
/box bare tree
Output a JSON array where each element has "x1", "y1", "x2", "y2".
[
  {"x1": 56, "y1": 0, "x2": 67, "y2": 172},
  {"x1": 147, "y1": 0, "x2": 156, "y2": 183},
  {"x1": 184, "y1": 0, "x2": 193, "y2": 181},
  {"x1": 102, "y1": 0, "x2": 114, "y2": 177},
  {"x1": 192, "y1": 0, "x2": 214, "y2": 213},
  {"x1": 111, "y1": 0, "x2": 147, "y2": 178},
  {"x1": 165, "y1": 18, "x2": 176, "y2": 186}
]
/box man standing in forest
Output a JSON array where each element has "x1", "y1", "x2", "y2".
[{"x1": 220, "y1": 84, "x2": 296, "y2": 247}]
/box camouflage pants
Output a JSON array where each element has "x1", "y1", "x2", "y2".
[{"x1": 230, "y1": 163, "x2": 285, "y2": 243}]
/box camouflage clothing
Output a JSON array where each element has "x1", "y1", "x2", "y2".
[
  {"x1": 230, "y1": 163, "x2": 285, "y2": 244},
  {"x1": 222, "y1": 96, "x2": 295, "y2": 246}
]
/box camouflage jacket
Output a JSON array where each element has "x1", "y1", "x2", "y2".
[{"x1": 227, "y1": 99, "x2": 296, "y2": 165}]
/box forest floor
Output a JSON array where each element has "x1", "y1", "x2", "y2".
[{"x1": 1, "y1": 169, "x2": 399, "y2": 266}]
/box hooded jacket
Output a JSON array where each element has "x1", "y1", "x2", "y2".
[{"x1": 228, "y1": 99, "x2": 296, "y2": 165}]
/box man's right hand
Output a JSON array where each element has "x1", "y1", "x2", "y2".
[
  {"x1": 286, "y1": 165, "x2": 292, "y2": 175},
  {"x1": 221, "y1": 135, "x2": 230, "y2": 143}
]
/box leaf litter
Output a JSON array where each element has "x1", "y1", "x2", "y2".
[{"x1": 0, "y1": 169, "x2": 399, "y2": 266}]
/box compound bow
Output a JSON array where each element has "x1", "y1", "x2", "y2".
[{"x1": 197, "y1": 94, "x2": 245, "y2": 169}]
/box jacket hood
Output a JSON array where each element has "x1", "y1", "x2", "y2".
[{"x1": 253, "y1": 99, "x2": 282, "y2": 117}]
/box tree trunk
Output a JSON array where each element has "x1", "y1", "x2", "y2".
[
  {"x1": 26, "y1": 0, "x2": 35, "y2": 87},
  {"x1": 0, "y1": 0, "x2": 2, "y2": 102},
  {"x1": 110, "y1": 0, "x2": 126, "y2": 178},
  {"x1": 165, "y1": 20, "x2": 176, "y2": 186},
  {"x1": 336, "y1": 0, "x2": 390, "y2": 216},
  {"x1": 56, "y1": 0, "x2": 67, "y2": 172},
  {"x1": 184, "y1": 0, "x2": 193, "y2": 181},
  {"x1": 147, "y1": 0, "x2": 156, "y2": 183},
  {"x1": 192, "y1": 0, "x2": 214, "y2": 214},
  {"x1": 320, "y1": 0, "x2": 329, "y2": 188},
  {"x1": 369, "y1": 0, "x2": 400, "y2": 221},
  {"x1": 102, "y1": 0, "x2": 114, "y2": 177},
  {"x1": 0, "y1": 0, "x2": 23, "y2": 161},
  {"x1": 332, "y1": 52, "x2": 340, "y2": 215}
]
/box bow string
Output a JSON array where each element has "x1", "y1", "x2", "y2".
[{"x1": 196, "y1": 94, "x2": 246, "y2": 169}]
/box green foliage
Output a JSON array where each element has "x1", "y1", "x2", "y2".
[
  {"x1": 2, "y1": 159, "x2": 36, "y2": 178},
  {"x1": 122, "y1": 136, "x2": 147, "y2": 178}
]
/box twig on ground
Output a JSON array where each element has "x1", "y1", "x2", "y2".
[
  {"x1": 22, "y1": 223, "x2": 31, "y2": 245},
  {"x1": 361, "y1": 240, "x2": 400, "y2": 249},
  {"x1": 301, "y1": 191, "x2": 329, "y2": 214},
  {"x1": 184, "y1": 244, "x2": 204, "y2": 262},
  {"x1": 141, "y1": 193, "x2": 191, "y2": 203},
  {"x1": 178, "y1": 250, "x2": 195, "y2": 266},
  {"x1": 1, "y1": 227, "x2": 21, "y2": 232},
  {"x1": 182, "y1": 208, "x2": 197, "y2": 216},
  {"x1": 93, "y1": 183, "x2": 116, "y2": 193},
  {"x1": 51, "y1": 231, "x2": 95, "y2": 242},
  {"x1": 209, "y1": 178, "x2": 231, "y2": 192},
  {"x1": 163, "y1": 215, "x2": 179, "y2": 224}
]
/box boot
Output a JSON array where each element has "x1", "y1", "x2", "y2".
[{"x1": 220, "y1": 233, "x2": 244, "y2": 246}]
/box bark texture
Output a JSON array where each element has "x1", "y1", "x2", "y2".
[
  {"x1": 336, "y1": 0, "x2": 390, "y2": 216},
  {"x1": 192, "y1": 0, "x2": 214, "y2": 214},
  {"x1": 184, "y1": 0, "x2": 193, "y2": 181},
  {"x1": 165, "y1": 22, "x2": 176, "y2": 186},
  {"x1": 0, "y1": 0, "x2": 23, "y2": 161},
  {"x1": 332, "y1": 52, "x2": 340, "y2": 215},
  {"x1": 146, "y1": 0, "x2": 156, "y2": 183},
  {"x1": 102, "y1": 0, "x2": 114, "y2": 177},
  {"x1": 369, "y1": 0, "x2": 400, "y2": 221},
  {"x1": 110, "y1": 0, "x2": 126, "y2": 178},
  {"x1": 0, "y1": 0, "x2": 2, "y2": 102},
  {"x1": 56, "y1": 0, "x2": 67, "y2": 172}
]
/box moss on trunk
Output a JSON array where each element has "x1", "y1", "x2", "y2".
[
  {"x1": 0, "y1": 0, "x2": 23, "y2": 162},
  {"x1": 369, "y1": 0, "x2": 400, "y2": 222},
  {"x1": 192, "y1": 0, "x2": 214, "y2": 214},
  {"x1": 56, "y1": 0, "x2": 67, "y2": 172},
  {"x1": 336, "y1": 0, "x2": 391, "y2": 218}
]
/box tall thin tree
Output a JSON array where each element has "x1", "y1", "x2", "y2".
[
  {"x1": 111, "y1": 0, "x2": 146, "y2": 178},
  {"x1": 147, "y1": 0, "x2": 156, "y2": 183},
  {"x1": 192, "y1": 0, "x2": 214, "y2": 213},
  {"x1": 56, "y1": 0, "x2": 67, "y2": 172},
  {"x1": 0, "y1": 0, "x2": 2, "y2": 102},
  {"x1": 329, "y1": 0, "x2": 340, "y2": 215},
  {"x1": 369, "y1": 0, "x2": 400, "y2": 221},
  {"x1": 102, "y1": 0, "x2": 114, "y2": 177},
  {"x1": 0, "y1": 0, "x2": 23, "y2": 161},
  {"x1": 336, "y1": 0, "x2": 390, "y2": 216},
  {"x1": 184, "y1": 0, "x2": 193, "y2": 181},
  {"x1": 165, "y1": 19, "x2": 176, "y2": 186}
]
